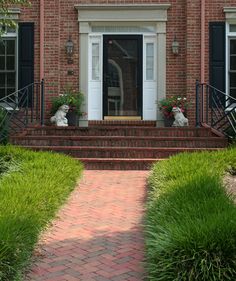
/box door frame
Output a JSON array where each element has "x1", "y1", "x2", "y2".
[
  {"x1": 103, "y1": 34, "x2": 143, "y2": 118},
  {"x1": 76, "y1": 4, "x2": 169, "y2": 123}
]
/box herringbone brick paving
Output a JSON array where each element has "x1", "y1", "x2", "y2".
[{"x1": 26, "y1": 170, "x2": 148, "y2": 281}]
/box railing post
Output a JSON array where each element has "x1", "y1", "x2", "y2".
[
  {"x1": 195, "y1": 80, "x2": 200, "y2": 127},
  {"x1": 206, "y1": 84, "x2": 209, "y2": 124},
  {"x1": 40, "y1": 79, "x2": 45, "y2": 126},
  {"x1": 26, "y1": 88, "x2": 29, "y2": 126},
  {"x1": 31, "y1": 83, "x2": 34, "y2": 123},
  {"x1": 201, "y1": 83, "x2": 204, "y2": 123}
]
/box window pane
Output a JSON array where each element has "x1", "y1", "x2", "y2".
[
  {"x1": 7, "y1": 26, "x2": 16, "y2": 33},
  {"x1": 0, "y1": 41, "x2": 5, "y2": 55},
  {"x1": 7, "y1": 73, "x2": 15, "y2": 88},
  {"x1": 92, "y1": 57, "x2": 99, "y2": 80},
  {"x1": 230, "y1": 73, "x2": 236, "y2": 87},
  {"x1": 0, "y1": 56, "x2": 5, "y2": 70},
  {"x1": 146, "y1": 57, "x2": 153, "y2": 69},
  {"x1": 146, "y1": 43, "x2": 154, "y2": 56},
  {"x1": 7, "y1": 88, "x2": 15, "y2": 96},
  {"x1": 230, "y1": 88, "x2": 236, "y2": 99},
  {"x1": 0, "y1": 88, "x2": 5, "y2": 99},
  {"x1": 0, "y1": 73, "x2": 5, "y2": 87},
  {"x1": 230, "y1": 25, "x2": 236, "y2": 32},
  {"x1": 146, "y1": 69, "x2": 153, "y2": 81},
  {"x1": 6, "y1": 56, "x2": 15, "y2": 70},
  {"x1": 7, "y1": 40, "x2": 15, "y2": 55},
  {"x1": 92, "y1": 43, "x2": 99, "y2": 56},
  {"x1": 230, "y1": 40, "x2": 236, "y2": 54},
  {"x1": 146, "y1": 43, "x2": 154, "y2": 80},
  {"x1": 230, "y1": 56, "x2": 236, "y2": 70},
  {"x1": 92, "y1": 43, "x2": 100, "y2": 81}
]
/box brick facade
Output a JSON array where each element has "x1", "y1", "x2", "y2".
[{"x1": 17, "y1": 0, "x2": 236, "y2": 123}]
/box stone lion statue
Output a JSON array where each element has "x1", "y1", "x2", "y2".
[
  {"x1": 50, "y1": 104, "x2": 69, "y2": 127},
  {"x1": 172, "y1": 107, "x2": 189, "y2": 127}
]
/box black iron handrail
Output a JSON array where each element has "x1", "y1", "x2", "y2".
[
  {"x1": 0, "y1": 80, "x2": 45, "y2": 143},
  {"x1": 196, "y1": 81, "x2": 236, "y2": 138}
]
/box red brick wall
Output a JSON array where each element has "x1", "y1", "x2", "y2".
[{"x1": 17, "y1": 0, "x2": 236, "y2": 123}]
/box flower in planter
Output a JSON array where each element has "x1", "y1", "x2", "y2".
[
  {"x1": 159, "y1": 96, "x2": 189, "y2": 119},
  {"x1": 50, "y1": 87, "x2": 84, "y2": 116}
]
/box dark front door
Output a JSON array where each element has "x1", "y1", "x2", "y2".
[{"x1": 103, "y1": 35, "x2": 143, "y2": 118}]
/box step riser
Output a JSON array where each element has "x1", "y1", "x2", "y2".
[
  {"x1": 11, "y1": 138, "x2": 227, "y2": 148},
  {"x1": 88, "y1": 121, "x2": 156, "y2": 127},
  {"x1": 26, "y1": 147, "x2": 219, "y2": 159},
  {"x1": 82, "y1": 161, "x2": 154, "y2": 170},
  {"x1": 25, "y1": 128, "x2": 213, "y2": 137}
]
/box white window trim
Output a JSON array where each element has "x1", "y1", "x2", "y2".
[
  {"x1": 0, "y1": 8, "x2": 20, "y2": 107},
  {"x1": 0, "y1": 8, "x2": 21, "y2": 20},
  {"x1": 224, "y1": 8, "x2": 236, "y2": 102},
  {"x1": 0, "y1": 31, "x2": 18, "y2": 105}
]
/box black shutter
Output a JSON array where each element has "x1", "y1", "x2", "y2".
[
  {"x1": 18, "y1": 23, "x2": 34, "y2": 90},
  {"x1": 209, "y1": 22, "x2": 225, "y2": 91},
  {"x1": 209, "y1": 22, "x2": 225, "y2": 107}
]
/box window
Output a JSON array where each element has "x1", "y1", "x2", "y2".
[
  {"x1": 146, "y1": 42, "x2": 154, "y2": 80},
  {"x1": 229, "y1": 39, "x2": 236, "y2": 98},
  {"x1": 0, "y1": 38, "x2": 17, "y2": 99},
  {"x1": 92, "y1": 43, "x2": 100, "y2": 81},
  {"x1": 230, "y1": 24, "x2": 236, "y2": 33}
]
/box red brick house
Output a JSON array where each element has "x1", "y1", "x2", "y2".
[{"x1": 1, "y1": 0, "x2": 236, "y2": 126}]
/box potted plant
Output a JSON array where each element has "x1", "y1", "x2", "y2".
[
  {"x1": 159, "y1": 96, "x2": 189, "y2": 127},
  {"x1": 50, "y1": 87, "x2": 84, "y2": 126}
]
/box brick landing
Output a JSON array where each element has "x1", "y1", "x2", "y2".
[{"x1": 26, "y1": 170, "x2": 149, "y2": 281}]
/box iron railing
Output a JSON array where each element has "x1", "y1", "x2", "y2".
[
  {"x1": 196, "y1": 81, "x2": 236, "y2": 138},
  {"x1": 0, "y1": 80, "x2": 45, "y2": 143}
]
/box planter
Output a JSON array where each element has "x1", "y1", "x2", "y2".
[
  {"x1": 163, "y1": 117, "x2": 175, "y2": 127},
  {"x1": 78, "y1": 119, "x2": 88, "y2": 127},
  {"x1": 66, "y1": 111, "x2": 88, "y2": 127},
  {"x1": 66, "y1": 111, "x2": 78, "y2": 126}
]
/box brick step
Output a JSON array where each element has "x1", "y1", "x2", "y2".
[
  {"x1": 88, "y1": 120, "x2": 156, "y2": 127},
  {"x1": 24, "y1": 126, "x2": 214, "y2": 137},
  {"x1": 10, "y1": 135, "x2": 228, "y2": 148},
  {"x1": 21, "y1": 146, "x2": 223, "y2": 159},
  {"x1": 78, "y1": 158, "x2": 164, "y2": 170}
]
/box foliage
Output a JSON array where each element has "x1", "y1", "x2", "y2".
[
  {"x1": 50, "y1": 87, "x2": 84, "y2": 115},
  {"x1": 146, "y1": 149, "x2": 236, "y2": 281},
  {"x1": 0, "y1": 153, "x2": 19, "y2": 177},
  {"x1": 0, "y1": 145, "x2": 83, "y2": 280},
  {"x1": 0, "y1": 0, "x2": 30, "y2": 36},
  {"x1": 159, "y1": 96, "x2": 189, "y2": 118}
]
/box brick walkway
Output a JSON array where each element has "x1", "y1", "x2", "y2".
[{"x1": 26, "y1": 170, "x2": 149, "y2": 281}]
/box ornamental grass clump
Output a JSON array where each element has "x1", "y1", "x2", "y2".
[
  {"x1": 146, "y1": 149, "x2": 236, "y2": 281},
  {"x1": 159, "y1": 96, "x2": 189, "y2": 118},
  {"x1": 0, "y1": 145, "x2": 83, "y2": 281}
]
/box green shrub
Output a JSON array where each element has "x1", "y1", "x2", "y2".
[
  {"x1": 50, "y1": 87, "x2": 84, "y2": 115},
  {"x1": 0, "y1": 145, "x2": 83, "y2": 281},
  {"x1": 146, "y1": 149, "x2": 236, "y2": 281}
]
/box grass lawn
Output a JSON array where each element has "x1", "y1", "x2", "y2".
[
  {"x1": 146, "y1": 148, "x2": 236, "y2": 281},
  {"x1": 0, "y1": 145, "x2": 83, "y2": 281}
]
